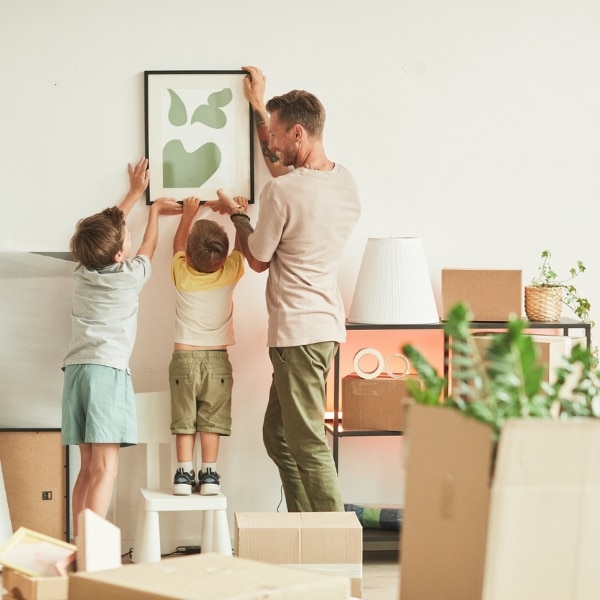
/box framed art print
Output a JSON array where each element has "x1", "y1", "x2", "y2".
[
  {"x1": 144, "y1": 70, "x2": 254, "y2": 204},
  {"x1": 0, "y1": 527, "x2": 76, "y2": 577}
]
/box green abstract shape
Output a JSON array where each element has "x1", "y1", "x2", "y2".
[
  {"x1": 167, "y1": 89, "x2": 187, "y2": 126},
  {"x1": 191, "y1": 88, "x2": 233, "y2": 129},
  {"x1": 162, "y1": 139, "x2": 221, "y2": 188}
]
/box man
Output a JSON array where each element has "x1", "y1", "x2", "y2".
[{"x1": 210, "y1": 66, "x2": 360, "y2": 511}]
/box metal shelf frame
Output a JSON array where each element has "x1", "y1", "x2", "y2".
[{"x1": 328, "y1": 318, "x2": 592, "y2": 470}]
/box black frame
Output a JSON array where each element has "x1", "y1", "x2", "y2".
[{"x1": 144, "y1": 70, "x2": 254, "y2": 205}]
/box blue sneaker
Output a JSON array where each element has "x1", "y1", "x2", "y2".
[
  {"x1": 173, "y1": 468, "x2": 195, "y2": 496},
  {"x1": 199, "y1": 469, "x2": 220, "y2": 495}
]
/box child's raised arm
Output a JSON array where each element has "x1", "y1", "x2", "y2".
[
  {"x1": 173, "y1": 197, "x2": 201, "y2": 256},
  {"x1": 118, "y1": 158, "x2": 150, "y2": 219},
  {"x1": 137, "y1": 197, "x2": 181, "y2": 260}
]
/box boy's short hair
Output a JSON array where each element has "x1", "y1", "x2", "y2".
[
  {"x1": 70, "y1": 206, "x2": 126, "y2": 269},
  {"x1": 266, "y1": 90, "x2": 326, "y2": 137},
  {"x1": 186, "y1": 220, "x2": 229, "y2": 273}
]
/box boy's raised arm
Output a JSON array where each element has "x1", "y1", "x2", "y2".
[
  {"x1": 137, "y1": 197, "x2": 181, "y2": 260},
  {"x1": 173, "y1": 197, "x2": 201, "y2": 256},
  {"x1": 118, "y1": 157, "x2": 150, "y2": 218}
]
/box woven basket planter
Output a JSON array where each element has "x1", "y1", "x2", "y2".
[{"x1": 524, "y1": 285, "x2": 563, "y2": 321}]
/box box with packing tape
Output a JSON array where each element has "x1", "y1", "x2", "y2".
[
  {"x1": 235, "y1": 512, "x2": 362, "y2": 598},
  {"x1": 442, "y1": 269, "x2": 522, "y2": 321},
  {"x1": 341, "y1": 373, "x2": 418, "y2": 431}
]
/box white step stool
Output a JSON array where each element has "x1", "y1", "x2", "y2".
[
  {"x1": 132, "y1": 488, "x2": 231, "y2": 562},
  {"x1": 131, "y1": 391, "x2": 232, "y2": 563}
]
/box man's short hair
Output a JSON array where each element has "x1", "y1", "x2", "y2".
[{"x1": 266, "y1": 90, "x2": 326, "y2": 137}]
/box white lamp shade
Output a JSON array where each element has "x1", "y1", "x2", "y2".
[{"x1": 348, "y1": 237, "x2": 439, "y2": 324}]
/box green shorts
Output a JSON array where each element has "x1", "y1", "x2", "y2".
[
  {"x1": 61, "y1": 364, "x2": 137, "y2": 447},
  {"x1": 169, "y1": 350, "x2": 233, "y2": 436}
]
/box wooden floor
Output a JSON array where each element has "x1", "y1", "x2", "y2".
[{"x1": 361, "y1": 550, "x2": 400, "y2": 600}]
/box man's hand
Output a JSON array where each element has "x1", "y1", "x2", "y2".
[
  {"x1": 205, "y1": 188, "x2": 245, "y2": 215},
  {"x1": 241, "y1": 66, "x2": 267, "y2": 110}
]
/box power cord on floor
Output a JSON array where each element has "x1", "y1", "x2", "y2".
[
  {"x1": 162, "y1": 545, "x2": 201, "y2": 557},
  {"x1": 123, "y1": 545, "x2": 202, "y2": 559},
  {"x1": 277, "y1": 485, "x2": 283, "y2": 512}
]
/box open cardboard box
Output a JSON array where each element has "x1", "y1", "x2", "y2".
[
  {"x1": 400, "y1": 404, "x2": 600, "y2": 600},
  {"x1": 0, "y1": 511, "x2": 121, "y2": 600},
  {"x1": 1, "y1": 567, "x2": 68, "y2": 600}
]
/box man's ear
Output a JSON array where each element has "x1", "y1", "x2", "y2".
[
  {"x1": 294, "y1": 124, "x2": 303, "y2": 142},
  {"x1": 114, "y1": 249, "x2": 124, "y2": 263}
]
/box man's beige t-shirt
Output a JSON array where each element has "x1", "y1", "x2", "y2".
[{"x1": 248, "y1": 164, "x2": 361, "y2": 347}]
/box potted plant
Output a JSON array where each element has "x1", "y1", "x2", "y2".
[
  {"x1": 525, "y1": 249, "x2": 591, "y2": 323},
  {"x1": 398, "y1": 302, "x2": 600, "y2": 599},
  {"x1": 402, "y1": 302, "x2": 600, "y2": 438}
]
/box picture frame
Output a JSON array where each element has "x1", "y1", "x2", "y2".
[
  {"x1": 144, "y1": 70, "x2": 254, "y2": 205},
  {"x1": 0, "y1": 527, "x2": 76, "y2": 577}
]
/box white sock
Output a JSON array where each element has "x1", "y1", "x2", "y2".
[
  {"x1": 202, "y1": 462, "x2": 217, "y2": 473},
  {"x1": 178, "y1": 461, "x2": 194, "y2": 473}
]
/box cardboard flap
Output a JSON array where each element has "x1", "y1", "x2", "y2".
[
  {"x1": 493, "y1": 419, "x2": 600, "y2": 486},
  {"x1": 483, "y1": 419, "x2": 600, "y2": 599},
  {"x1": 401, "y1": 404, "x2": 496, "y2": 600}
]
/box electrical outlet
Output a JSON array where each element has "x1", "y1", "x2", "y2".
[{"x1": 42, "y1": 491, "x2": 52, "y2": 500}]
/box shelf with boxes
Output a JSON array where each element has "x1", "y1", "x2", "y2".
[{"x1": 327, "y1": 318, "x2": 592, "y2": 471}]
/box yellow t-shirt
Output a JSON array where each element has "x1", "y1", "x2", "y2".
[{"x1": 171, "y1": 250, "x2": 244, "y2": 346}]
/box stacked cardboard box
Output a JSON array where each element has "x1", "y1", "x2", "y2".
[
  {"x1": 341, "y1": 373, "x2": 418, "y2": 431},
  {"x1": 442, "y1": 269, "x2": 523, "y2": 320},
  {"x1": 400, "y1": 403, "x2": 600, "y2": 600},
  {"x1": 235, "y1": 512, "x2": 362, "y2": 598}
]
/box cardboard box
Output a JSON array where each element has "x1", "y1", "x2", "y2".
[
  {"x1": 473, "y1": 333, "x2": 587, "y2": 384},
  {"x1": 235, "y1": 512, "x2": 362, "y2": 598},
  {"x1": 442, "y1": 269, "x2": 522, "y2": 321},
  {"x1": 342, "y1": 373, "x2": 418, "y2": 431},
  {"x1": 400, "y1": 404, "x2": 600, "y2": 600},
  {"x1": 68, "y1": 553, "x2": 349, "y2": 600},
  {"x1": 2, "y1": 568, "x2": 68, "y2": 600}
]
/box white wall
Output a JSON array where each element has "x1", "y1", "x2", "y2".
[{"x1": 2, "y1": 0, "x2": 599, "y2": 550}]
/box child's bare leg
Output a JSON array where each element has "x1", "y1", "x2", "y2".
[
  {"x1": 72, "y1": 443, "x2": 92, "y2": 537},
  {"x1": 175, "y1": 433, "x2": 196, "y2": 463},
  {"x1": 85, "y1": 443, "x2": 119, "y2": 518},
  {"x1": 199, "y1": 431, "x2": 219, "y2": 464}
]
